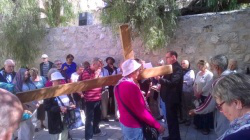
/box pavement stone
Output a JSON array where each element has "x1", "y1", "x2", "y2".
[{"x1": 34, "y1": 119, "x2": 217, "y2": 140}]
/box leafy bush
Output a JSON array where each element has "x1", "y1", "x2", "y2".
[{"x1": 100, "y1": 0, "x2": 179, "y2": 51}]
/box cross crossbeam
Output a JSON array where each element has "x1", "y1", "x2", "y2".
[{"x1": 16, "y1": 65, "x2": 172, "y2": 103}]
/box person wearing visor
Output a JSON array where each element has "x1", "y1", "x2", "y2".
[{"x1": 114, "y1": 59, "x2": 165, "y2": 140}]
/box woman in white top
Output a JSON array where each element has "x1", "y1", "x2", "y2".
[
  {"x1": 194, "y1": 60, "x2": 213, "y2": 98},
  {"x1": 193, "y1": 60, "x2": 214, "y2": 135}
]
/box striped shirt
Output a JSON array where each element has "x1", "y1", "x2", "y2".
[
  {"x1": 80, "y1": 68, "x2": 102, "y2": 101},
  {"x1": 42, "y1": 63, "x2": 49, "y2": 77}
]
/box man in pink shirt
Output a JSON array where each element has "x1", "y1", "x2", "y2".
[{"x1": 115, "y1": 59, "x2": 165, "y2": 140}]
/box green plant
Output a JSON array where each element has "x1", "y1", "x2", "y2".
[
  {"x1": 100, "y1": 0, "x2": 179, "y2": 51},
  {"x1": 40, "y1": 0, "x2": 76, "y2": 27},
  {"x1": 0, "y1": 0, "x2": 46, "y2": 66}
]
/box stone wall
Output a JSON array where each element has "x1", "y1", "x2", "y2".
[{"x1": 36, "y1": 9, "x2": 250, "y2": 73}]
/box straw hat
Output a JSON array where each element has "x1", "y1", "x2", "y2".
[{"x1": 122, "y1": 59, "x2": 141, "y2": 76}]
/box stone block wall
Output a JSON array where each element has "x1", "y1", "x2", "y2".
[{"x1": 35, "y1": 9, "x2": 250, "y2": 73}]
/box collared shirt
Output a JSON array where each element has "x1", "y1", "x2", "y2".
[
  {"x1": 218, "y1": 112, "x2": 250, "y2": 140},
  {"x1": 0, "y1": 70, "x2": 15, "y2": 83},
  {"x1": 42, "y1": 63, "x2": 49, "y2": 77},
  {"x1": 182, "y1": 70, "x2": 195, "y2": 93}
]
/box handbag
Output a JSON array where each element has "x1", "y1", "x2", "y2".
[
  {"x1": 116, "y1": 86, "x2": 159, "y2": 140},
  {"x1": 57, "y1": 96, "x2": 84, "y2": 130}
]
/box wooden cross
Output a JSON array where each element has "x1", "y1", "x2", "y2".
[{"x1": 16, "y1": 24, "x2": 172, "y2": 103}]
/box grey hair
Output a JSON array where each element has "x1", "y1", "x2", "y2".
[
  {"x1": 210, "y1": 54, "x2": 228, "y2": 71},
  {"x1": 92, "y1": 57, "x2": 102, "y2": 64},
  {"x1": 4, "y1": 59, "x2": 15, "y2": 66},
  {"x1": 54, "y1": 59, "x2": 62, "y2": 64},
  {"x1": 212, "y1": 73, "x2": 250, "y2": 107},
  {"x1": 47, "y1": 68, "x2": 59, "y2": 80}
]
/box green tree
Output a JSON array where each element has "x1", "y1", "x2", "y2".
[
  {"x1": 100, "y1": 0, "x2": 179, "y2": 50},
  {"x1": 181, "y1": 0, "x2": 250, "y2": 15},
  {"x1": 0, "y1": 0, "x2": 46, "y2": 66},
  {"x1": 40, "y1": 0, "x2": 76, "y2": 27},
  {"x1": 0, "y1": 0, "x2": 78, "y2": 66}
]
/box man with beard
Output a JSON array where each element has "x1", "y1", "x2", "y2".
[
  {"x1": 189, "y1": 54, "x2": 231, "y2": 137},
  {"x1": 104, "y1": 57, "x2": 117, "y2": 116}
]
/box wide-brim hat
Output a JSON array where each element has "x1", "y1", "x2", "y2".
[
  {"x1": 51, "y1": 72, "x2": 64, "y2": 81},
  {"x1": 122, "y1": 59, "x2": 141, "y2": 76}
]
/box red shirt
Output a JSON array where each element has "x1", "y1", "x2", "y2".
[{"x1": 80, "y1": 68, "x2": 102, "y2": 102}]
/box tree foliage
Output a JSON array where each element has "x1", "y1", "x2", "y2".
[
  {"x1": 0, "y1": 0, "x2": 46, "y2": 66},
  {"x1": 0, "y1": 0, "x2": 77, "y2": 66},
  {"x1": 100, "y1": 0, "x2": 179, "y2": 50},
  {"x1": 40, "y1": 0, "x2": 76, "y2": 27},
  {"x1": 181, "y1": 0, "x2": 250, "y2": 15}
]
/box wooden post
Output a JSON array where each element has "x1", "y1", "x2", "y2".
[{"x1": 119, "y1": 24, "x2": 134, "y2": 60}]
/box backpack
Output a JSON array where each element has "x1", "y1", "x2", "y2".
[{"x1": 0, "y1": 82, "x2": 15, "y2": 94}]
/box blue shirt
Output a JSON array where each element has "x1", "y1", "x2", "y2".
[{"x1": 61, "y1": 62, "x2": 77, "y2": 80}]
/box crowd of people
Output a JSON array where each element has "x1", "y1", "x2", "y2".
[{"x1": 0, "y1": 51, "x2": 250, "y2": 140}]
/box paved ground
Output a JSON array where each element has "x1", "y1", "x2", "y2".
[{"x1": 34, "y1": 119, "x2": 218, "y2": 140}]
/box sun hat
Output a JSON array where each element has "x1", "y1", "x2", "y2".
[
  {"x1": 41, "y1": 54, "x2": 48, "y2": 58},
  {"x1": 122, "y1": 59, "x2": 142, "y2": 76},
  {"x1": 51, "y1": 72, "x2": 64, "y2": 81}
]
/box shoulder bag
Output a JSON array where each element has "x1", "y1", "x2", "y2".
[
  {"x1": 116, "y1": 85, "x2": 159, "y2": 140},
  {"x1": 57, "y1": 96, "x2": 84, "y2": 130}
]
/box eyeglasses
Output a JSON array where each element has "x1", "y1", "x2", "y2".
[{"x1": 216, "y1": 101, "x2": 225, "y2": 111}]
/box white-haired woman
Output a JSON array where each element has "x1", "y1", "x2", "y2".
[
  {"x1": 114, "y1": 59, "x2": 165, "y2": 140},
  {"x1": 212, "y1": 73, "x2": 250, "y2": 140}
]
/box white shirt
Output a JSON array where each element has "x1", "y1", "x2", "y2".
[
  {"x1": 57, "y1": 95, "x2": 70, "y2": 107},
  {"x1": 182, "y1": 70, "x2": 195, "y2": 93},
  {"x1": 194, "y1": 70, "x2": 213, "y2": 96},
  {"x1": 71, "y1": 72, "x2": 80, "y2": 82}
]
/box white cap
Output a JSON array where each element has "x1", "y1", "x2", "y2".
[
  {"x1": 51, "y1": 72, "x2": 64, "y2": 81},
  {"x1": 122, "y1": 59, "x2": 141, "y2": 76},
  {"x1": 41, "y1": 54, "x2": 48, "y2": 58}
]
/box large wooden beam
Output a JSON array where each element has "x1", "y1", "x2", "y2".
[
  {"x1": 16, "y1": 65, "x2": 172, "y2": 103},
  {"x1": 119, "y1": 24, "x2": 134, "y2": 60}
]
